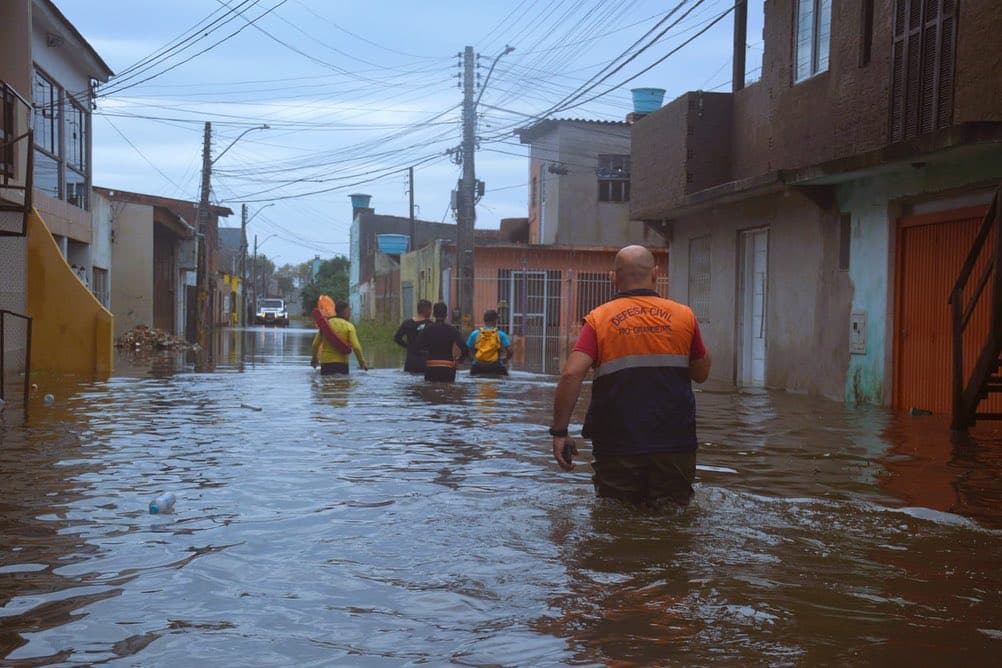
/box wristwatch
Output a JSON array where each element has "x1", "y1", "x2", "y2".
[{"x1": 548, "y1": 426, "x2": 569, "y2": 437}]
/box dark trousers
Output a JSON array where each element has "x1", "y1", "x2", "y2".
[
  {"x1": 403, "y1": 354, "x2": 427, "y2": 373},
  {"x1": 470, "y1": 362, "x2": 508, "y2": 376},
  {"x1": 320, "y1": 362, "x2": 350, "y2": 375},
  {"x1": 591, "y1": 451, "x2": 697, "y2": 507},
  {"x1": 424, "y1": 364, "x2": 457, "y2": 383}
]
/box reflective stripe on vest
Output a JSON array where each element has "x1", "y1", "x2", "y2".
[{"x1": 595, "y1": 352, "x2": 690, "y2": 378}]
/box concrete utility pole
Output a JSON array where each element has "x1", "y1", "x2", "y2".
[
  {"x1": 239, "y1": 203, "x2": 248, "y2": 326},
  {"x1": 251, "y1": 233, "x2": 258, "y2": 318},
  {"x1": 732, "y1": 0, "x2": 747, "y2": 92},
  {"x1": 408, "y1": 165, "x2": 416, "y2": 245},
  {"x1": 456, "y1": 45, "x2": 476, "y2": 331},
  {"x1": 195, "y1": 121, "x2": 212, "y2": 343}
]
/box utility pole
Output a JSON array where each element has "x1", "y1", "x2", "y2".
[
  {"x1": 251, "y1": 233, "x2": 258, "y2": 320},
  {"x1": 456, "y1": 45, "x2": 476, "y2": 331},
  {"x1": 732, "y1": 0, "x2": 747, "y2": 92},
  {"x1": 240, "y1": 203, "x2": 247, "y2": 326},
  {"x1": 408, "y1": 165, "x2": 416, "y2": 248},
  {"x1": 195, "y1": 121, "x2": 212, "y2": 344}
]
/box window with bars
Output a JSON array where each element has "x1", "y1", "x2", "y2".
[
  {"x1": 597, "y1": 154, "x2": 630, "y2": 202},
  {"x1": 889, "y1": 0, "x2": 956, "y2": 142},
  {"x1": 576, "y1": 271, "x2": 614, "y2": 321},
  {"x1": 92, "y1": 267, "x2": 109, "y2": 307},
  {"x1": 496, "y1": 269, "x2": 562, "y2": 334},
  {"x1": 688, "y1": 235, "x2": 711, "y2": 324},
  {"x1": 794, "y1": 0, "x2": 832, "y2": 82}
]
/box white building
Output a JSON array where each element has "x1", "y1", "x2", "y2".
[{"x1": 30, "y1": 0, "x2": 114, "y2": 301}]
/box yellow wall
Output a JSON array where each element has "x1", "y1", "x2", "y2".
[
  {"x1": 399, "y1": 241, "x2": 441, "y2": 319},
  {"x1": 27, "y1": 209, "x2": 114, "y2": 375},
  {"x1": 222, "y1": 274, "x2": 242, "y2": 325}
]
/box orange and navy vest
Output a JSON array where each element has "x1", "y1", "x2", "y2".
[{"x1": 582, "y1": 288, "x2": 699, "y2": 456}]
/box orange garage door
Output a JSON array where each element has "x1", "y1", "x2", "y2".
[{"x1": 895, "y1": 206, "x2": 992, "y2": 413}]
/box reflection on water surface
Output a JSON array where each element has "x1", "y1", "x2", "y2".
[{"x1": 1, "y1": 327, "x2": 999, "y2": 664}]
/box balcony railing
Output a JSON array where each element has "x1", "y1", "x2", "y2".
[{"x1": 0, "y1": 79, "x2": 33, "y2": 237}]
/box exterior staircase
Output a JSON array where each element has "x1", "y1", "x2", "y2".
[
  {"x1": 950, "y1": 182, "x2": 1002, "y2": 430},
  {"x1": 0, "y1": 79, "x2": 32, "y2": 408}
]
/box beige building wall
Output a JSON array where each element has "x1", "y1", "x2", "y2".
[
  {"x1": 108, "y1": 200, "x2": 154, "y2": 338},
  {"x1": 529, "y1": 122, "x2": 649, "y2": 248}
]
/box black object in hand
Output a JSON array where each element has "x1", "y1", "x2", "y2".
[{"x1": 562, "y1": 441, "x2": 574, "y2": 464}]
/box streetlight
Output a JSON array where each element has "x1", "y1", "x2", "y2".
[
  {"x1": 213, "y1": 124, "x2": 269, "y2": 166},
  {"x1": 195, "y1": 122, "x2": 269, "y2": 341}
]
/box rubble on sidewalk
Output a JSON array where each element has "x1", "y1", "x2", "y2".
[{"x1": 115, "y1": 325, "x2": 195, "y2": 351}]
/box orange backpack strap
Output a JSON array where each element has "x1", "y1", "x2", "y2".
[{"x1": 312, "y1": 308, "x2": 352, "y2": 354}]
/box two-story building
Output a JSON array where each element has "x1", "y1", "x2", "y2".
[
  {"x1": 632, "y1": 0, "x2": 1002, "y2": 412},
  {"x1": 1, "y1": 0, "x2": 115, "y2": 385},
  {"x1": 518, "y1": 118, "x2": 654, "y2": 247}
]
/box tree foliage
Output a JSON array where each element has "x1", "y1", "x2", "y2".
[{"x1": 300, "y1": 255, "x2": 351, "y2": 314}]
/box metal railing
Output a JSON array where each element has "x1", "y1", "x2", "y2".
[
  {"x1": 0, "y1": 309, "x2": 32, "y2": 409},
  {"x1": 0, "y1": 79, "x2": 33, "y2": 237},
  {"x1": 950, "y1": 183, "x2": 1002, "y2": 430}
]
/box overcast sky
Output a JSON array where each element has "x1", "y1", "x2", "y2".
[{"x1": 56, "y1": 0, "x2": 763, "y2": 267}]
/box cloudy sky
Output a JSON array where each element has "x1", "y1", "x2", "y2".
[{"x1": 57, "y1": 0, "x2": 763, "y2": 267}]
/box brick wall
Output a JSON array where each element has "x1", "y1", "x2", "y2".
[
  {"x1": 954, "y1": 0, "x2": 1002, "y2": 123},
  {"x1": 633, "y1": 0, "x2": 1002, "y2": 217}
]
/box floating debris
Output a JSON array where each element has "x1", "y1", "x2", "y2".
[
  {"x1": 239, "y1": 403, "x2": 263, "y2": 412},
  {"x1": 115, "y1": 325, "x2": 194, "y2": 351},
  {"x1": 43, "y1": 394, "x2": 55, "y2": 405}
]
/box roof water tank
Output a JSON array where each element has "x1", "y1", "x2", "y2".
[
  {"x1": 376, "y1": 233, "x2": 409, "y2": 255},
  {"x1": 349, "y1": 193, "x2": 372, "y2": 209},
  {"x1": 630, "y1": 88, "x2": 666, "y2": 114}
]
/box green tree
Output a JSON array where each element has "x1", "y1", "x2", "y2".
[{"x1": 300, "y1": 255, "x2": 350, "y2": 314}]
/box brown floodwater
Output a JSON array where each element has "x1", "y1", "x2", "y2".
[{"x1": 0, "y1": 326, "x2": 1000, "y2": 665}]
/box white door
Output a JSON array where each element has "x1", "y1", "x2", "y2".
[{"x1": 739, "y1": 229, "x2": 768, "y2": 387}]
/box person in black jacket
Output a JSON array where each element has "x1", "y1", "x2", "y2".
[
  {"x1": 393, "y1": 299, "x2": 431, "y2": 372},
  {"x1": 416, "y1": 302, "x2": 469, "y2": 383}
]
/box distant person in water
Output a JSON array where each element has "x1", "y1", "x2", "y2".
[
  {"x1": 415, "y1": 302, "x2": 468, "y2": 382},
  {"x1": 467, "y1": 309, "x2": 512, "y2": 376},
  {"x1": 311, "y1": 299, "x2": 368, "y2": 375},
  {"x1": 393, "y1": 298, "x2": 432, "y2": 373}
]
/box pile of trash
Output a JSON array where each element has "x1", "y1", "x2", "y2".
[{"x1": 115, "y1": 325, "x2": 194, "y2": 351}]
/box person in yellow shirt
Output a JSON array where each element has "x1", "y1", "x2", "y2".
[{"x1": 311, "y1": 299, "x2": 368, "y2": 375}]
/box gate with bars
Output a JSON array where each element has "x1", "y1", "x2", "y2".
[{"x1": 470, "y1": 256, "x2": 669, "y2": 374}]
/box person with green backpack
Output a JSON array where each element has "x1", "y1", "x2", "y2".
[{"x1": 467, "y1": 309, "x2": 512, "y2": 376}]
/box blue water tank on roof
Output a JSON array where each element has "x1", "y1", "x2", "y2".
[
  {"x1": 349, "y1": 193, "x2": 372, "y2": 209},
  {"x1": 376, "y1": 233, "x2": 409, "y2": 255},
  {"x1": 631, "y1": 87, "x2": 666, "y2": 113}
]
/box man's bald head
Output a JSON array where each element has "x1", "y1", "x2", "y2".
[{"x1": 613, "y1": 245, "x2": 656, "y2": 289}]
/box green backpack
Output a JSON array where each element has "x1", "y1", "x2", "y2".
[{"x1": 474, "y1": 327, "x2": 502, "y2": 363}]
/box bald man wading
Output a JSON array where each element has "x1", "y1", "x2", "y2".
[{"x1": 550, "y1": 245, "x2": 711, "y2": 508}]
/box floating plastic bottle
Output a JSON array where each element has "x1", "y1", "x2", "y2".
[
  {"x1": 149, "y1": 492, "x2": 176, "y2": 514},
  {"x1": 43, "y1": 394, "x2": 55, "y2": 405}
]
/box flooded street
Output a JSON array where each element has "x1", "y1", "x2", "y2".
[{"x1": 1, "y1": 326, "x2": 1001, "y2": 665}]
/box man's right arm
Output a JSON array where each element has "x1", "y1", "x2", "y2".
[
  {"x1": 690, "y1": 353, "x2": 711, "y2": 383},
  {"x1": 393, "y1": 322, "x2": 408, "y2": 348},
  {"x1": 688, "y1": 318, "x2": 711, "y2": 383},
  {"x1": 551, "y1": 350, "x2": 593, "y2": 471}
]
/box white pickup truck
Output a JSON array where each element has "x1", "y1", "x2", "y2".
[{"x1": 255, "y1": 298, "x2": 289, "y2": 327}]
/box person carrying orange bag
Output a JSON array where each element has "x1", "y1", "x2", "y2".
[{"x1": 311, "y1": 297, "x2": 368, "y2": 374}]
